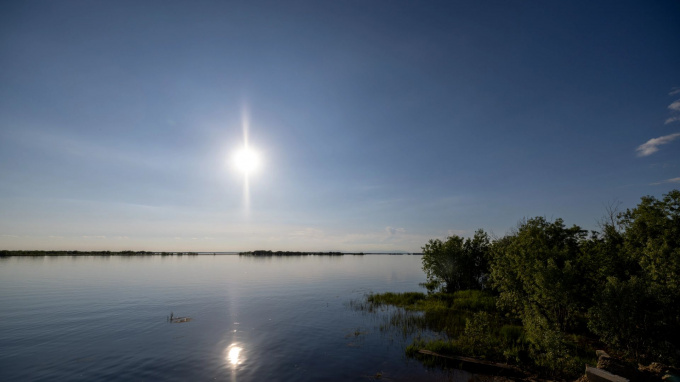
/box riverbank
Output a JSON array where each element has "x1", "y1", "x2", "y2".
[
  {"x1": 359, "y1": 290, "x2": 679, "y2": 381},
  {"x1": 357, "y1": 290, "x2": 594, "y2": 379}
]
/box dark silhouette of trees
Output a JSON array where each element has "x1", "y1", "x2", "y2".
[{"x1": 421, "y1": 229, "x2": 490, "y2": 293}]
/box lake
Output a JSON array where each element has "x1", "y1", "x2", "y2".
[{"x1": 0, "y1": 255, "x2": 470, "y2": 381}]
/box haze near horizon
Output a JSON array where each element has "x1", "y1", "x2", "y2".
[{"x1": 1, "y1": 1, "x2": 679, "y2": 252}]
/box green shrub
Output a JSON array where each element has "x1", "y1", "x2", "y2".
[
  {"x1": 455, "y1": 311, "x2": 498, "y2": 358},
  {"x1": 452, "y1": 290, "x2": 496, "y2": 312}
]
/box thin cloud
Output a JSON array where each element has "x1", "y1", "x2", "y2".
[
  {"x1": 665, "y1": 93, "x2": 680, "y2": 123},
  {"x1": 669, "y1": 99, "x2": 680, "y2": 112},
  {"x1": 666, "y1": 116, "x2": 680, "y2": 125},
  {"x1": 636, "y1": 133, "x2": 680, "y2": 157},
  {"x1": 385, "y1": 226, "x2": 406, "y2": 236},
  {"x1": 651, "y1": 177, "x2": 680, "y2": 186}
]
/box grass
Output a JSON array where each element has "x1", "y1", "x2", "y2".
[
  {"x1": 367, "y1": 290, "x2": 495, "y2": 313},
  {"x1": 367, "y1": 291, "x2": 427, "y2": 307}
]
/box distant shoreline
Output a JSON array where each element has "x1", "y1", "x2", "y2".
[{"x1": 0, "y1": 250, "x2": 421, "y2": 257}]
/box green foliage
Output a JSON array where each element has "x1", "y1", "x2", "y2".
[
  {"x1": 620, "y1": 190, "x2": 680, "y2": 300},
  {"x1": 588, "y1": 190, "x2": 680, "y2": 364},
  {"x1": 523, "y1": 307, "x2": 582, "y2": 378},
  {"x1": 406, "y1": 338, "x2": 455, "y2": 357},
  {"x1": 499, "y1": 325, "x2": 529, "y2": 363},
  {"x1": 363, "y1": 291, "x2": 494, "y2": 338},
  {"x1": 450, "y1": 290, "x2": 496, "y2": 312},
  {"x1": 588, "y1": 276, "x2": 651, "y2": 358},
  {"x1": 367, "y1": 290, "x2": 495, "y2": 313},
  {"x1": 489, "y1": 217, "x2": 590, "y2": 332},
  {"x1": 367, "y1": 292, "x2": 427, "y2": 308},
  {"x1": 405, "y1": 338, "x2": 463, "y2": 369},
  {"x1": 421, "y1": 229, "x2": 490, "y2": 293},
  {"x1": 456, "y1": 311, "x2": 497, "y2": 358},
  {"x1": 487, "y1": 216, "x2": 618, "y2": 375},
  {"x1": 368, "y1": 189, "x2": 680, "y2": 378}
]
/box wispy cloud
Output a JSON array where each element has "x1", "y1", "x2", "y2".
[
  {"x1": 651, "y1": 177, "x2": 680, "y2": 185},
  {"x1": 669, "y1": 99, "x2": 680, "y2": 112},
  {"x1": 666, "y1": 116, "x2": 680, "y2": 124},
  {"x1": 636, "y1": 133, "x2": 680, "y2": 156},
  {"x1": 385, "y1": 226, "x2": 406, "y2": 236},
  {"x1": 670, "y1": 88, "x2": 680, "y2": 96},
  {"x1": 667, "y1": 98, "x2": 680, "y2": 124}
]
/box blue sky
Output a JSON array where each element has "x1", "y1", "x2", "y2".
[{"x1": 1, "y1": 1, "x2": 679, "y2": 252}]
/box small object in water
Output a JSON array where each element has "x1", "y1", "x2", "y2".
[{"x1": 170, "y1": 315, "x2": 192, "y2": 323}]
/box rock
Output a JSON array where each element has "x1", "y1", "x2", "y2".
[
  {"x1": 597, "y1": 355, "x2": 638, "y2": 380},
  {"x1": 638, "y1": 363, "x2": 667, "y2": 375},
  {"x1": 638, "y1": 362, "x2": 680, "y2": 382},
  {"x1": 586, "y1": 365, "x2": 630, "y2": 382},
  {"x1": 597, "y1": 350, "x2": 611, "y2": 359}
]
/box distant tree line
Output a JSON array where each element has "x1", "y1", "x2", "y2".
[
  {"x1": 420, "y1": 189, "x2": 680, "y2": 369},
  {"x1": 0, "y1": 250, "x2": 199, "y2": 257},
  {"x1": 239, "y1": 250, "x2": 358, "y2": 256}
]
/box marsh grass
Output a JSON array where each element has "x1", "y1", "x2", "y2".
[
  {"x1": 359, "y1": 289, "x2": 597, "y2": 378},
  {"x1": 367, "y1": 292, "x2": 427, "y2": 307}
]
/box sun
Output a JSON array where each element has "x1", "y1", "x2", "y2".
[{"x1": 232, "y1": 146, "x2": 260, "y2": 174}]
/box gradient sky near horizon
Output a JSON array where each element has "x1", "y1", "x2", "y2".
[{"x1": 1, "y1": 1, "x2": 679, "y2": 252}]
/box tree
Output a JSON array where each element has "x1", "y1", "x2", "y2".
[
  {"x1": 489, "y1": 217, "x2": 589, "y2": 333},
  {"x1": 589, "y1": 190, "x2": 680, "y2": 364},
  {"x1": 488, "y1": 217, "x2": 592, "y2": 375},
  {"x1": 421, "y1": 229, "x2": 490, "y2": 293}
]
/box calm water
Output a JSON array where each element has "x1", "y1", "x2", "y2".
[{"x1": 0, "y1": 255, "x2": 470, "y2": 381}]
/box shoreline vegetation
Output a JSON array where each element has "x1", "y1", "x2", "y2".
[{"x1": 356, "y1": 189, "x2": 680, "y2": 381}]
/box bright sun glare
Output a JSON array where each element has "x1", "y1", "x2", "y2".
[
  {"x1": 228, "y1": 345, "x2": 242, "y2": 365},
  {"x1": 233, "y1": 147, "x2": 260, "y2": 174}
]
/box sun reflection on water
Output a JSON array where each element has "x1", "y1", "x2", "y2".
[{"x1": 226, "y1": 343, "x2": 244, "y2": 367}]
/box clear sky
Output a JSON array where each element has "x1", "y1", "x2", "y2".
[{"x1": 1, "y1": 1, "x2": 679, "y2": 252}]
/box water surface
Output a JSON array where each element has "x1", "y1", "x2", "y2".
[{"x1": 0, "y1": 255, "x2": 468, "y2": 381}]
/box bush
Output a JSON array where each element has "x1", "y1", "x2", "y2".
[
  {"x1": 588, "y1": 190, "x2": 680, "y2": 364},
  {"x1": 421, "y1": 230, "x2": 490, "y2": 292},
  {"x1": 451, "y1": 290, "x2": 496, "y2": 312}
]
